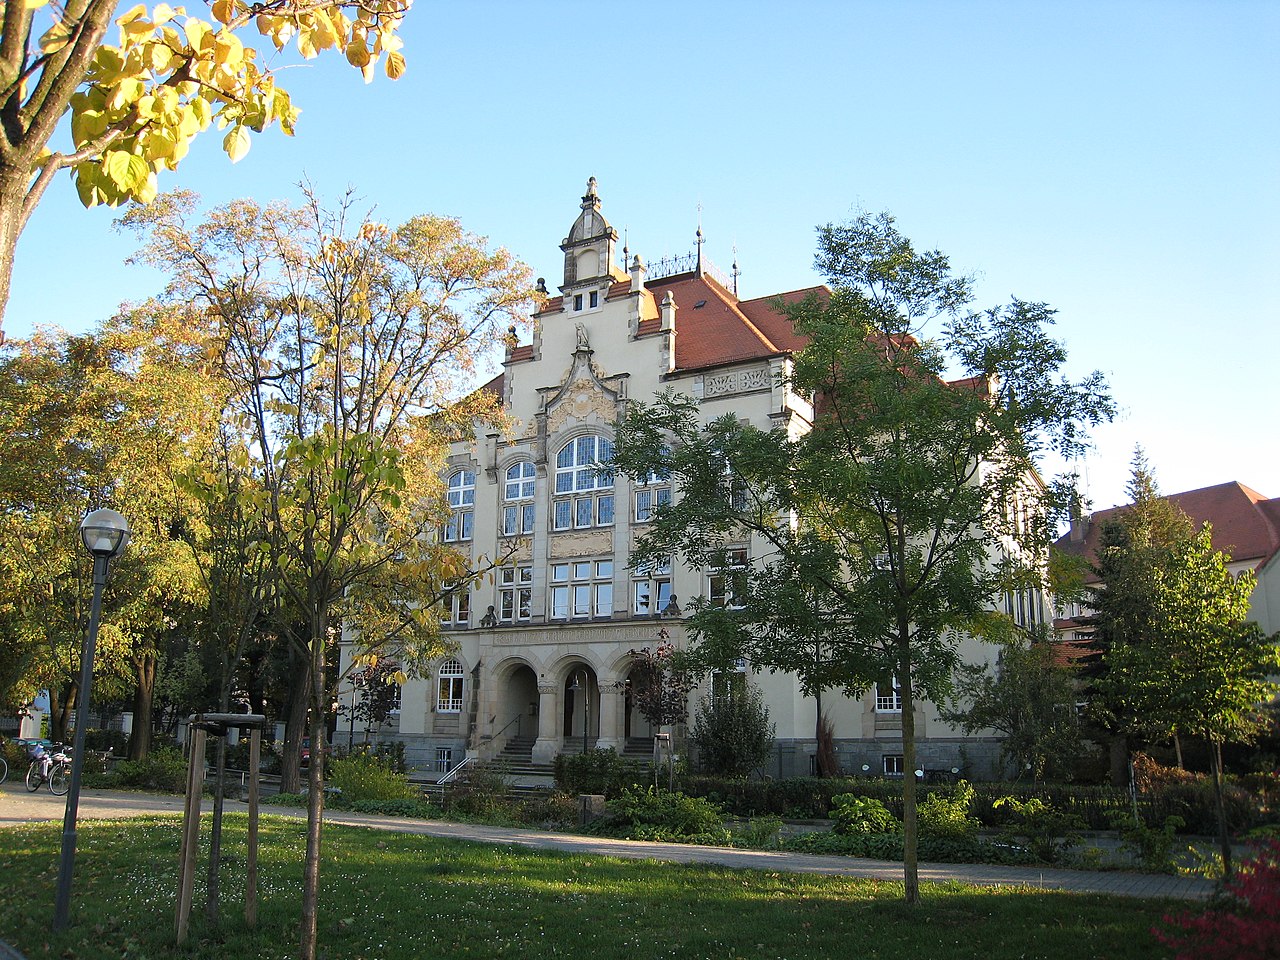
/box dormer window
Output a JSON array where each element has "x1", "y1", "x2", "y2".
[
  {"x1": 573, "y1": 294, "x2": 583, "y2": 311},
  {"x1": 571, "y1": 290, "x2": 601, "y2": 313},
  {"x1": 589, "y1": 290, "x2": 599, "y2": 308}
]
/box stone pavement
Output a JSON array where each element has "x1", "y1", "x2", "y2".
[{"x1": 0, "y1": 782, "x2": 1216, "y2": 901}]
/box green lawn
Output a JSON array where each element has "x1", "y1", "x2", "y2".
[{"x1": 0, "y1": 815, "x2": 1179, "y2": 959}]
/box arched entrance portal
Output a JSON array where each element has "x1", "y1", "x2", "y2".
[
  {"x1": 624, "y1": 663, "x2": 658, "y2": 744},
  {"x1": 492, "y1": 662, "x2": 538, "y2": 759},
  {"x1": 562, "y1": 667, "x2": 598, "y2": 753}
]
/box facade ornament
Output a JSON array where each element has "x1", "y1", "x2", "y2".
[{"x1": 575, "y1": 321, "x2": 591, "y2": 352}]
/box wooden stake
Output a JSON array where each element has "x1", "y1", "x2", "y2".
[
  {"x1": 245, "y1": 728, "x2": 260, "y2": 928},
  {"x1": 175, "y1": 728, "x2": 206, "y2": 944}
]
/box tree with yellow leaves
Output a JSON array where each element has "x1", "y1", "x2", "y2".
[{"x1": 0, "y1": 0, "x2": 410, "y2": 336}]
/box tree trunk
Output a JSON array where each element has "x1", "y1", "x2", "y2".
[
  {"x1": 898, "y1": 634, "x2": 919, "y2": 906},
  {"x1": 1108, "y1": 734, "x2": 1129, "y2": 789},
  {"x1": 1173, "y1": 734, "x2": 1184, "y2": 770},
  {"x1": 1209, "y1": 737, "x2": 1233, "y2": 877},
  {"x1": 0, "y1": 164, "x2": 28, "y2": 338},
  {"x1": 279, "y1": 646, "x2": 311, "y2": 794},
  {"x1": 128, "y1": 650, "x2": 156, "y2": 760},
  {"x1": 49, "y1": 684, "x2": 73, "y2": 742}
]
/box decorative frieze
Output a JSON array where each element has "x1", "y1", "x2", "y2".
[{"x1": 700, "y1": 365, "x2": 771, "y2": 399}]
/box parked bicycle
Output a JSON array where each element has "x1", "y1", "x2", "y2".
[
  {"x1": 25, "y1": 742, "x2": 71, "y2": 796},
  {"x1": 0, "y1": 752, "x2": 7, "y2": 784}
]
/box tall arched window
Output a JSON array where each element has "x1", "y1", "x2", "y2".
[
  {"x1": 552, "y1": 435, "x2": 614, "y2": 530},
  {"x1": 503, "y1": 461, "x2": 536, "y2": 536},
  {"x1": 437, "y1": 658, "x2": 465, "y2": 713},
  {"x1": 442, "y1": 470, "x2": 475, "y2": 542}
]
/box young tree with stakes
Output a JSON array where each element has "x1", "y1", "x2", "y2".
[{"x1": 612, "y1": 211, "x2": 1113, "y2": 904}]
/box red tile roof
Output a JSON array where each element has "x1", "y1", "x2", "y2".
[{"x1": 1056, "y1": 481, "x2": 1280, "y2": 576}]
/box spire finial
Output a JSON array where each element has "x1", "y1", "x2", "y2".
[
  {"x1": 695, "y1": 202, "x2": 704, "y2": 275},
  {"x1": 731, "y1": 243, "x2": 740, "y2": 297}
]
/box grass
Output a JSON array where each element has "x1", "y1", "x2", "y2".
[{"x1": 0, "y1": 814, "x2": 1180, "y2": 960}]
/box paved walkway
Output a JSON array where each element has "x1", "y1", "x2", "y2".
[{"x1": 0, "y1": 782, "x2": 1215, "y2": 901}]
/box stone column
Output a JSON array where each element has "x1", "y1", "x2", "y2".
[
  {"x1": 531, "y1": 682, "x2": 561, "y2": 765},
  {"x1": 596, "y1": 680, "x2": 625, "y2": 752}
]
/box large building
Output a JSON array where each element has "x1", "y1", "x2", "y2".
[{"x1": 346, "y1": 180, "x2": 1006, "y2": 779}]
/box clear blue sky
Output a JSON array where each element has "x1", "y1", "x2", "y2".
[{"x1": 5, "y1": 1, "x2": 1276, "y2": 513}]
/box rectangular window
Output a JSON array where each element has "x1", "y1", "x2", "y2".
[
  {"x1": 589, "y1": 290, "x2": 599, "y2": 308},
  {"x1": 709, "y1": 548, "x2": 749, "y2": 609},
  {"x1": 549, "y1": 560, "x2": 612, "y2": 620},
  {"x1": 883, "y1": 754, "x2": 904, "y2": 777},
  {"x1": 633, "y1": 557, "x2": 673, "y2": 615},
  {"x1": 554, "y1": 493, "x2": 613, "y2": 531},
  {"x1": 553, "y1": 499, "x2": 573, "y2": 530},
  {"x1": 573, "y1": 293, "x2": 583, "y2": 311},
  {"x1": 437, "y1": 676, "x2": 464, "y2": 713},
  {"x1": 635, "y1": 486, "x2": 671, "y2": 522},
  {"x1": 875, "y1": 681, "x2": 902, "y2": 713},
  {"x1": 435, "y1": 747, "x2": 454, "y2": 772},
  {"x1": 499, "y1": 565, "x2": 533, "y2": 622},
  {"x1": 445, "y1": 588, "x2": 470, "y2": 627},
  {"x1": 503, "y1": 503, "x2": 536, "y2": 536},
  {"x1": 575, "y1": 497, "x2": 594, "y2": 528}
]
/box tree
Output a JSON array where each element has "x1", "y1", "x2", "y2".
[
  {"x1": 690, "y1": 682, "x2": 775, "y2": 778},
  {"x1": 1101, "y1": 523, "x2": 1280, "y2": 874},
  {"x1": 629, "y1": 629, "x2": 692, "y2": 729},
  {"x1": 941, "y1": 625, "x2": 1083, "y2": 782},
  {"x1": 0, "y1": 0, "x2": 410, "y2": 335},
  {"x1": 121, "y1": 189, "x2": 538, "y2": 959},
  {"x1": 1085, "y1": 450, "x2": 1198, "y2": 782},
  {"x1": 0, "y1": 323, "x2": 212, "y2": 736},
  {"x1": 612, "y1": 210, "x2": 1113, "y2": 903}
]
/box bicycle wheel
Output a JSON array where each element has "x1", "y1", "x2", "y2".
[
  {"x1": 25, "y1": 761, "x2": 41, "y2": 792},
  {"x1": 49, "y1": 762, "x2": 70, "y2": 796},
  {"x1": 0, "y1": 755, "x2": 7, "y2": 784}
]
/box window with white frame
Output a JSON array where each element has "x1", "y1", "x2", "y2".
[
  {"x1": 633, "y1": 557, "x2": 673, "y2": 615},
  {"x1": 875, "y1": 680, "x2": 902, "y2": 713},
  {"x1": 549, "y1": 560, "x2": 613, "y2": 620},
  {"x1": 442, "y1": 470, "x2": 475, "y2": 542},
  {"x1": 443, "y1": 585, "x2": 470, "y2": 627},
  {"x1": 634, "y1": 458, "x2": 672, "y2": 523},
  {"x1": 711, "y1": 657, "x2": 748, "y2": 704},
  {"x1": 708, "y1": 547, "x2": 749, "y2": 609},
  {"x1": 502, "y1": 461, "x2": 537, "y2": 536},
  {"x1": 882, "y1": 754, "x2": 904, "y2": 776},
  {"x1": 435, "y1": 746, "x2": 454, "y2": 772},
  {"x1": 437, "y1": 658, "x2": 465, "y2": 712},
  {"x1": 499, "y1": 564, "x2": 533, "y2": 622},
  {"x1": 552, "y1": 435, "x2": 614, "y2": 531}
]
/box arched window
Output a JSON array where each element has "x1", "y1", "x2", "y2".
[
  {"x1": 552, "y1": 435, "x2": 614, "y2": 530},
  {"x1": 437, "y1": 658, "x2": 465, "y2": 713},
  {"x1": 442, "y1": 470, "x2": 474, "y2": 542},
  {"x1": 502, "y1": 461, "x2": 536, "y2": 536}
]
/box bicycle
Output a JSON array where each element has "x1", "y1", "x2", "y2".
[
  {"x1": 0, "y1": 752, "x2": 7, "y2": 784},
  {"x1": 25, "y1": 743, "x2": 71, "y2": 796}
]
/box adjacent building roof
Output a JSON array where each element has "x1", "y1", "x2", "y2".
[{"x1": 1055, "y1": 481, "x2": 1280, "y2": 576}]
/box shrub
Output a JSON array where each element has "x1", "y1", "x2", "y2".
[
  {"x1": 730, "y1": 816, "x2": 784, "y2": 849},
  {"x1": 444, "y1": 765, "x2": 515, "y2": 820},
  {"x1": 1109, "y1": 809, "x2": 1186, "y2": 873},
  {"x1": 223, "y1": 739, "x2": 283, "y2": 774},
  {"x1": 325, "y1": 751, "x2": 417, "y2": 803},
  {"x1": 918, "y1": 780, "x2": 980, "y2": 839},
  {"x1": 603, "y1": 786, "x2": 727, "y2": 841},
  {"x1": 690, "y1": 685, "x2": 775, "y2": 778},
  {"x1": 1157, "y1": 840, "x2": 1280, "y2": 959},
  {"x1": 81, "y1": 729, "x2": 128, "y2": 754},
  {"x1": 784, "y1": 830, "x2": 1036, "y2": 865},
  {"x1": 992, "y1": 796, "x2": 1085, "y2": 863},
  {"x1": 831, "y1": 794, "x2": 901, "y2": 835},
  {"x1": 112, "y1": 746, "x2": 187, "y2": 793},
  {"x1": 553, "y1": 748, "x2": 651, "y2": 797}
]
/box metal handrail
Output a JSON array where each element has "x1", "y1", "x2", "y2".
[
  {"x1": 492, "y1": 714, "x2": 522, "y2": 742},
  {"x1": 436, "y1": 755, "x2": 474, "y2": 784}
]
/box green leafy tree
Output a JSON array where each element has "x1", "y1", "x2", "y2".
[
  {"x1": 941, "y1": 626, "x2": 1083, "y2": 782},
  {"x1": 121, "y1": 188, "x2": 538, "y2": 959},
  {"x1": 1086, "y1": 450, "x2": 1198, "y2": 783},
  {"x1": 0, "y1": 0, "x2": 411, "y2": 335},
  {"x1": 690, "y1": 682, "x2": 775, "y2": 779},
  {"x1": 613, "y1": 210, "x2": 1113, "y2": 903},
  {"x1": 1101, "y1": 523, "x2": 1280, "y2": 874}
]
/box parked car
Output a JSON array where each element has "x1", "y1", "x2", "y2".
[{"x1": 299, "y1": 737, "x2": 329, "y2": 766}]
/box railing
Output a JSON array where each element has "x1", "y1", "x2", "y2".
[{"x1": 436, "y1": 755, "x2": 474, "y2": 785}]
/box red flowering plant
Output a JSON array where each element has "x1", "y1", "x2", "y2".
[{"x1": 1156, "y1": 840, "x2": 1280, "y2": 960}]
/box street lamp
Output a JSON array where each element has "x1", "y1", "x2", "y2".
[
  {"x1": 54, "y1": 508, "x2": 130, "y2": 930},
  {"x1": 569, "y1": 671, "x2": 590, "y2": 754}
]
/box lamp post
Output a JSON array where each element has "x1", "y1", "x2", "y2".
[
  {"x1": 54, "y1": 508, "x2": 130, "y2": 931},
  {"x1": 569, "y1": 671, "x2": 589, "y2": 754}
]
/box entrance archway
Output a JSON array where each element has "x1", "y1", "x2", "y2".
[{"x1": 562, "y1": 666, "x2": 598, "y2": 752}]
